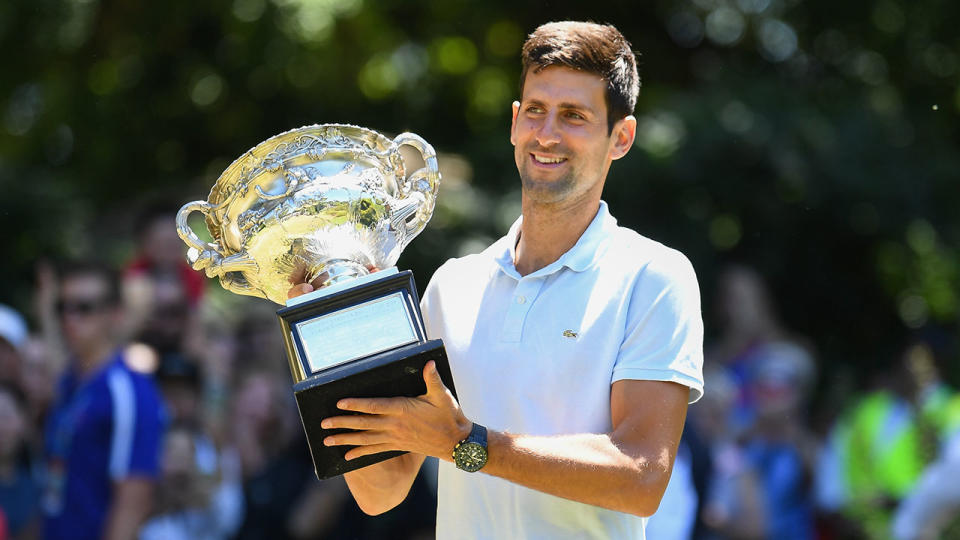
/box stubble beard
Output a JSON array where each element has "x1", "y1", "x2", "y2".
[{"x1": 517, "y1": 148, "x2": 578, "y2": 205}]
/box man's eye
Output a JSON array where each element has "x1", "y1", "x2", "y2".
[
  {"x1": 566, "y1": 112, "x2": 585, "y2": 120},
  {"x1": 526, "y1": 106, "x2": 544, "y2": 114}
]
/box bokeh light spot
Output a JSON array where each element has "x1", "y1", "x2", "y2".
[
  {"x1": 709, "y1": 214, "x2": 742, "y2": 250},
  {"x1": 922, "y1": 44, "x2": 958, "y2": 78},
  {"x1": 719, "y1": 100, "x2": 755, "y2": 134},
  {"x1": 88, "y1": 60, "x2": 120, "y2": 95},
  {"x1": 705, "y1": 7, "x2": 746, "y2": 46},
  {"x1": 667, "y1": 11, "x2": 704, "y2": 48},
  {"x1": 898, "y1": 294, "x2": 929, "y2": 329},
  {"x1": 736, "y1": 0, "x2": 770, "y2": 14},
  {"x1": 848, "y1": 50, "x2": 889, "y2": 86},
  {"x1": 871, "y1": 0, "x2": 905, "y2": 34},
  {"x1": 233, "y1": 0, "x2": 266, "y2": 22},
  {"x1": 4, "y1": 83, "x2": 43, "y2": 136},
  {"x1": 757, "y1": 19, "x2": 798, "y2": 63},
  {"x1": 432, "y1": 36, "x2": 478, "y2": 75},
  {"x1": 190, "y1": 73, "x2": 225, "y2": 107},
  {"x1": 906, "y1": 220, "x2": 936, "y2": 255},
  {"x1": 469, "y1": 67, "x2": 510, "y2": 116},
  {"x1": 358, "y1": 53, "x2": 400, "y2": 100},
  {"x1": 635, "y1": 112, "x2": 686, "y2": 158}
]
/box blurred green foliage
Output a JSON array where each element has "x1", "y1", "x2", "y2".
[{"x1": 1, "y1": 0, "x2": 958, "y2": 389}]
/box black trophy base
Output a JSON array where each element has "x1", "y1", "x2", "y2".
[{"x1": 293, "y1": 339, "x2": 456, "y2": 479}]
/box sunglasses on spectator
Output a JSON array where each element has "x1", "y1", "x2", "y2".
[{"x1": 56, "y1": 299, "x2": 112, "y2": 316}]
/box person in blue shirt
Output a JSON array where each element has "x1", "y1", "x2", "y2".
[{"x1": 42, "y1": 261, "x2": 166, "y2": 540}]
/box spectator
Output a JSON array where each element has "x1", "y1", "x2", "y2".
[
  {"x1": 741, "y1": 344, "x2": 818, "y2": 540},
  {"x1": 122, "y1": 202, "x2": 206, "y2": 345},
  {"x1": 0, "y1": 383, "x2": 40, "y2": 539},
  {"x1": 125, "y1": 201, "x2": 206, "y2": 306},
  {"x1": 691, "y1": 365, "x2": 767, "y2": 539},
  {"x1": 41, "y1": 261, "x2": 167, "y2": 540},
  {"x1": 709, "y1": 264, "x2": 812, "y2": 434},
  {"x1": 17, "y1": 337, "x2": 60, "y2": 453},
  {"x1": 0, "y1": 304, "x2": 28, "y2": 387},
  {"x1": 138, "y1": 424, "x2": 243, "y2": 540},
  {"x1": 817, "y1": 337, "x2": 959, "y2": 538},
  {"x1": 229, "y1": 370, "x2": 313, "y2": 540},
  {"x1": 892, "y1": 426, "x2": 960, "y2": 539}
]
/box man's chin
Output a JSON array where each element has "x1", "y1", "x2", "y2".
[{"x1": 520, "y1": 174, "x2": 575, "y2": 204}]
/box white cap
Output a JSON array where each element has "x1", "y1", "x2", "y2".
[{"x1": 0, "y1": 304, "x2": 28, "y2": 349}]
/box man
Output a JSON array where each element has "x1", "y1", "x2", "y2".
[
  {"x1": 290, "y1": 21, "x2": 704, "y2": 539},
  {"x1": 42, "y1": 262, "x2": 166, "y2": 540}
]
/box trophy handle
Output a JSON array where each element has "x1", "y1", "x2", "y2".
[
  {"x1": 176, "y1": 201, "x2": 223, "y2": 269},
  {"x1": 392, "y1": 132, "x2": 440, "y2": 240},
  {"x1": 176, "y1": 200, "x2": 263, "y2": 298}
]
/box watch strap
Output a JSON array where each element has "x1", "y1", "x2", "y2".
[{"x1": 467, "y1": 423, "x2": 487, "y2": 447}]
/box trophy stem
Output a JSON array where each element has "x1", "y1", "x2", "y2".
[{"x1": 307, "y1": 259, "x2": 370, "y2": 289}]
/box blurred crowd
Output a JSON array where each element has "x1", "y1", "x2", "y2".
[{"x1": 0, "y1": 203, "x2": 958, "y2": 540}]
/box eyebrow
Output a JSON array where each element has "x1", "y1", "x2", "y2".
[{"x1": 524, "y1": 98, "x2": 598, "y2": 117}]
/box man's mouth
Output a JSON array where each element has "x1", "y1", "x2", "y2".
[{"x1": 531, "y1": 153, "x2": 567, "y2": 166}]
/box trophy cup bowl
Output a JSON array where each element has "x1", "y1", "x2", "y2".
[{"x1": 176, "y1": 124, "x2": 456, "y2": 478}]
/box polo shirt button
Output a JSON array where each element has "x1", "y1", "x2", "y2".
[{"x1": 516, "y1": 295, "x2": 526, "y2": 304}]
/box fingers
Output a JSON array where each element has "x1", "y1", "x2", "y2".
[
  {"x1": 344, "y1": 443, "x2": 397, "y2": 461},
  {"x1": 288, "y1": 283, "x2": 314, "y2": 299},
  {"x1": 422, "y1": 360, "x2": 447, "y2": 396},
  {"x1": 336, "y1": 397, "x2": 405, "y2": 415},
  {"x1": 321, "y1": 414, "x2": 379, "y2": 430},
  {"x1": 324, "y1": 430, "x2": 390, "y2": 447}
]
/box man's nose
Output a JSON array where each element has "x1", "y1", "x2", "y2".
[{"x1": 535, "y1": 114, "x2": 561, "y2": 147}]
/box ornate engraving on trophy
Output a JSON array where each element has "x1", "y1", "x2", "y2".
[{"x1": 175, "y1": 124, "x2": 440, "y2": 304}]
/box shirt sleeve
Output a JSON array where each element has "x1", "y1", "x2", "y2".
[
  {"x1": 612, "y1": 250, "x2": 705, "y2": 403},
  {"x1": 107, "y1": 369, "x2": 166, "y2": 480}
]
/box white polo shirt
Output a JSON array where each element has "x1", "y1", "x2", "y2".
[{"x1": 421, "y1": 201, "x2": 704, "y2": 540}]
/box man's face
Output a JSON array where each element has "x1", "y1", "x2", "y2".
[
  {"x1": 510, "y1": 66, "x2": 635, "y2": 205},
  {"x1": 58, "y1": 274, "x2": 117, "y2": 353}
]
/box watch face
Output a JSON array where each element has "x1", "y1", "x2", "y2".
[{"x1": 454, "y1": 441, "x2": 487, "y2": 472}]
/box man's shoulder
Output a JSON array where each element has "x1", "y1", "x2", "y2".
[
  {"x1": 604, "y1": 225, "x2": 698, "y2": 284},
  {"x1": 107, "y1": 354, "x2": 164, "y2": 404},
  {"x1": 429, "y1": 244, "x2": 501, "y2": 286}
]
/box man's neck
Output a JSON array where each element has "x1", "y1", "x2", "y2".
[
  {"x1": 514, "y1": 194, "x2": 601, "y2": 276},
  {"x1": 73, "y1": 341, "x2": 116, "y2": 379}
]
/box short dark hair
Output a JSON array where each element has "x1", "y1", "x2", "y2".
[
  {"x1": 58, "y1": 259, "x2": 122, "y2": 306},
  {"x1": 520, "y1": 21, "x2": 640, "y2": 134}
]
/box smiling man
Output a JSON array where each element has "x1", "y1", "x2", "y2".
[{"x1": 291, "y1": 21, "x2": 705, "y2": 539}]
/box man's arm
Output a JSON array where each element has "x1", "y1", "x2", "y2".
[
  {"x1": 482, "y1": 378, "x2": 688, "y2": 516},
  {"x1": 322, "y1": 362, "x2": 690, "y2": 517},
  {"x1": 287, "y1": 281, "x2": 425, "y2": 516},
  {"x1": 103, "y1": 477, "x2": 154, "y2": 540},
  {"x1": 342, "y1": 452, "x2": 426, "y2": 515}
]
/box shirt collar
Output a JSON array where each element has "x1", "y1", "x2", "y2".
[{"x1": 493, "y1": 200, "x2": 618, "y2": 278}]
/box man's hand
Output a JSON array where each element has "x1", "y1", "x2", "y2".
[
  {"x1": 288, "y1": 282, "x2": 316, "y2": 299},
  {"x1": 287, "y1": 264, "x2": 381, "y2": 300},
  {"x1": 285, "y1": 276, "x2": 439, "y2": 516},
  {"x1": 320, "y1": 360, "x2": 472, "y2": 462}
]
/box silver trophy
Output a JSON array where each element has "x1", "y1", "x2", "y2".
[{"x1": 176, "y1": 124, "x2": 456, "y2": 479}]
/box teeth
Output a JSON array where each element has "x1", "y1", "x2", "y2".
[{"x1": 534, "y1": 155, "x2": 564, "y2": 164}]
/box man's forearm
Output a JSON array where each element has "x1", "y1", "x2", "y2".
[
  {"x1": 482, "y1": 430, "x2": 675, "y2": 517},
  {"x1": 343, "y1": 452, "x2": 425, "y2": 515},
  {"x1": 104, "y1": 478, "x2": 154, "y2": 540}
]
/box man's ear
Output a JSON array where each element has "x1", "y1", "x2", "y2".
[
  {"x1": 610, "y1": 115, "x2": 637, "y2": 160},
  {"x1": 510, "y1": 100, "x2": 520, "y2": 146}
]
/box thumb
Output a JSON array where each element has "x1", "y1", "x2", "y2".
[{"x1": 423, "y1": 360, "x2": 447, "y2": 395}]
